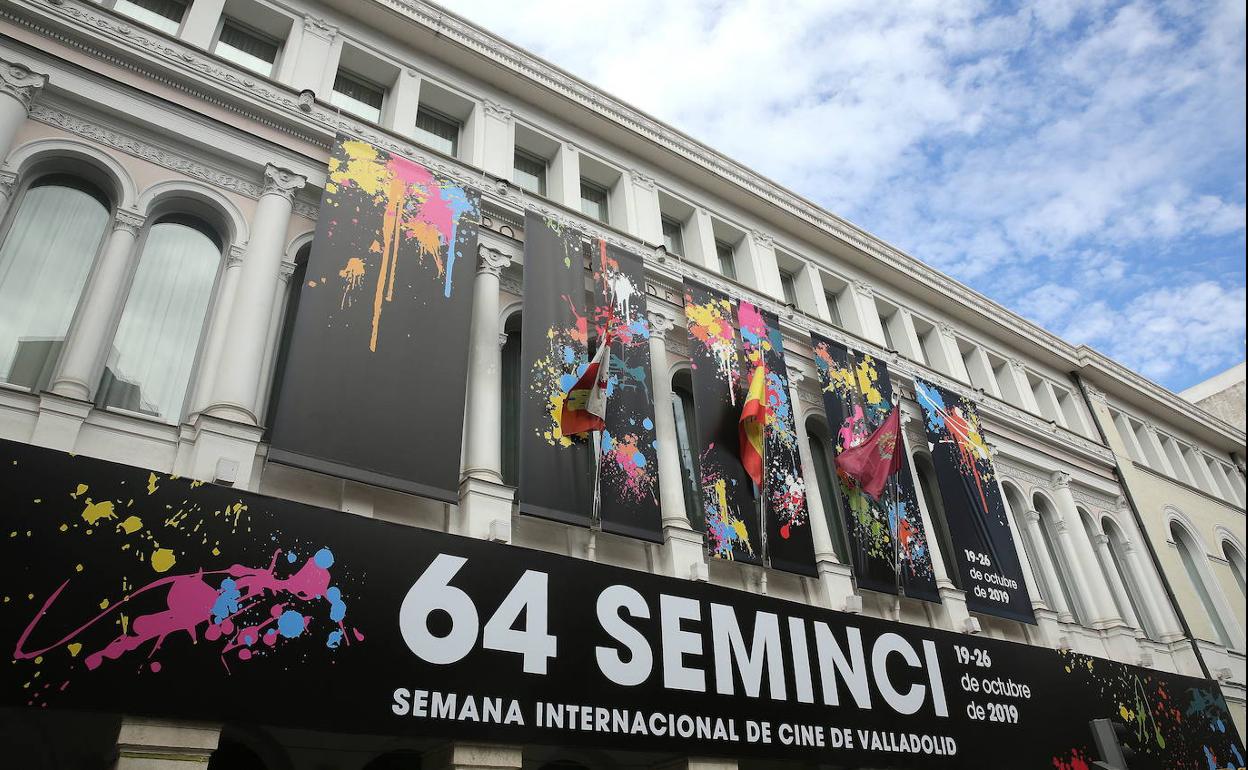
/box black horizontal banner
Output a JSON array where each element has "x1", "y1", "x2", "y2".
[{"x1": 0, "y1": 438, "x2": 1241, "y2": 768}]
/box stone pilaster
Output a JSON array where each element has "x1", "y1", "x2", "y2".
[{"x1": 0, "y1": 59, "x2": 47, "y2": 163}]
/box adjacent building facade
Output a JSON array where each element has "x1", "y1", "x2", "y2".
[{"x1": 0, "y1": 0, "x2": 1243, "y2": 767}]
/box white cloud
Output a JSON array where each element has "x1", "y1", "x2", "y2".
[{"x1": 438, "y1": 0, "x2": 1246, "y2": 389}]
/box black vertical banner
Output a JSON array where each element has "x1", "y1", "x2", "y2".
[
  {"x1": 683, "y1": 281, "x2": 760, "y2": 566},
  {"x1": 518, "y1": 213, "x2": 592, "y2": 526},
  {"x1": 914, "y1": 379, "x2": 1035, "y2": 623},
  {"x1": 269, "y1": 136, "x2": 480, "y2": 502},
  {"x1": 591, "y1": 240, "x2": 663, "y2": 542},
  {"x1": 811, "y1": 334, "x2": 941, "y2": 602},
  {"x1": 738, "y1": 302, "x2": 816, "y2": 576}
]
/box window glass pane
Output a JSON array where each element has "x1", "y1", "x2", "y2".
[
  {"x1": 0, "y1": 180, "x2": 110, "y2": 390},
  {"x1": 215, "y1": 19, "x2": 279, "y2": 77},
  {"x1": 262, "y1": 253, "x2": 307, "y2": 434},
  {"x1": 98, "y1": 219, "x2": 218, "y2": 423},
  {"x1": 414, "y1": 106, "x2": 460, "y2": 156},
  {"x1": 331, "y1": 71, "x2": 384, "y2": 123},
  {"x1": 661, "y1": 216, "x2": 684, "y2": 255},
  {"x1": 579, "y1": 180, "x2": 608, "y2": 223},
  {"x1": 114, "y1": 0, "x2": 186, "y2": 34},
  {"x1": 824, "y1": 291, "x2": 842, "y2": 327},
  {"x1": 807, "y1": 431, "x2": 849, "y2": 562},
  {"x1": 671, "y1": 386, "x2": 702, "y2": 529},
  {"x1": 779, "y1": 270, "x2": 797, "y2": 305},
  {"x1": 513, "y1": 150, "x2": 546, "y2": 196},
  {"x1": 879, "y1": 315, "x2": 895, "y2": 350},
  {"x1": 716, "y1": 240, "x2": 736, "y2": 280}
]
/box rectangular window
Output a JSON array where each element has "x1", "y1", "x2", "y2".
[
  {"x1": 779, "y1": 269, "x2": 798, "y2": 305},
  {"x1": 661, "y1": 216, "x2": 685, "y2": 256},
  {"x1": 879, "y1": 314, "x2": 896, "y2": 350},
  {"x1": 716, "y1": 240, "x2": 737, "y2": 280},
  {"x1": 414, "y1": 106, "x2": 460, "y2": 157},
  {"x1": 579, "y1": 179, "x2": 609, "y2": 223},
  {"x1": 214, "y1": 18, "x2": 280, "y2": 77},
  {"x1": 824, "y1": 290, "x2": 843, "y2": 327},
  {"x1": 513, "y1": 149, "x2": 546, "y2": 196},
  {"x1": 331, "y1": 70, "x2": 385, "y2": 124},
  {"x1": 114, "y1": 0, "x2": 186, "y2": 34}
]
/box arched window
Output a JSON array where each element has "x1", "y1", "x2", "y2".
[
  {"x1": 1001, "y1": 481, "x2": 1051, "y2": 607},
  {"x1": 97, "y1": 214, "x2": 220, "y2": 424},
  {"x1": 262, "y1": 244, "x2": 309, "y2": 434},
  {"x1": 1171, "y1": 521, "x2": 1234, "y2": 647},
  {"x1": 913, "y1": 453, "x2": 960, "y2": 587},
  {"x1": 1223, "y1": 540, "x2": 1246, "y2": 600},
  {"x1": 1081, "y1": 510, "x2": 1133, "y2": 625},
  {"x1": 0, "y1": 175, "x2": 110, "y2": 390},
  {"x1": 501, "y1": 312, "x2": 522, "y2": 486},
  {"x1": 1034, "y1": 493, "x2": 1087, "y2": 624},
  {"x1": 1103, "y1": 517, "x2": 1159, "y2": 640},
  {"x1": 671, "y1": 369, "x2": 702, "y2": 530},
  {"x1": 805, "y1": 417, "x2": 850, "y2": 563}
]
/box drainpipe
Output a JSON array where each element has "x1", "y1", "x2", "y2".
[{"x1": 1070, "y1": 370, "x2": 1213, "y2": 681}]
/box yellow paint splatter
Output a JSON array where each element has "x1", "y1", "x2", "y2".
[
  {"x1": 99, "y1": 599, "x2": 109, "y2": 609},
  {"x1": 117, "y1": 515, "x2": 143, "y2": 535},
  {"x1": 211, "y1": 547, "x2": 220, "y2": 556},
  {"x1": 74, "y1": 564, "x2": 83, "y2": 573},
  {"x1": 33, "y1": 656, "x2": 42, "y2": 665},
  {"x1": 81, "y1": 500, "x2": 117, "y2": 525},
  {"x1": 71, "y1": 483, "x2": 88, "y2": 499},
  {"x1": 67, "y1": 643, "x2": 81, "y2": 657},
  {"x1": 147, "y1": 472, "x2": 159, "y2": 495},
  {"x1": 58, "y1": 524, "x2": 67, "y2": 532},
  {"x1": 150, "y1": 548, "x2": 176, "y2": 573}
]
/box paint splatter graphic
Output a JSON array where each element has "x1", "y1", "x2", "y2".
[
  {"x1": 1057, "y1": 650, "x2": 1245, "y2": 769},
  {"x1": 915, "y1": 379, "x2": 992, "y2": 512},
  {"x1": 592, "y1": 239, "x2": 658, "y2": 511},
  {"x1": 2, "y1": 449, "x2": 365, "y2": 709},
  {"x1": 320, "y1": 139, "x2": 480, "y2": 351},
  {"x1": 812, "y1": 334, "x2": 937, "y2": 597},
  {"x1": 685, "y1": 289, "x2": 741, "y2": 406},
  {"x1": 701, "y1": 448, "x2": 755, "y2": 561}
]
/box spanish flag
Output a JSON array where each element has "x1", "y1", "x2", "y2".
[
  {"x1": 738, "y1": 363, "x2": 766, "y2": 487},
  {"x1": 559, "y1": 333, "x2": 611, "y2": 437}
]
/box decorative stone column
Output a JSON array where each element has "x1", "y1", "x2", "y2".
[
  {"x1": 1050, "y1": 471, "x2": 1122, "y2": 626},
  {"x1": 648, "y1": 307, "x2": 707, "y2": 581},
  {"x1": 1092, "y1": 530, "x2": 1140, "y2": 629},
  {"x1": 0, "y1": 59, "x2": 46, "y2": 164},
  {"x1": 850, "y1": 280, "x2": 886, "y2": 346},
  {"x1": 205, "y1": 164, "x2": 305, "y2": 424},
  {"x1": 1117, "y1": 497, "x2": 1184, "y2": 640},
  {"x1": 425, "y1": 742, "x2": 523, "y2": 770},
  {"x1": 0, "y1": 170, "x2": 17, "y2": 221},
  {"x1": 462, "y1": 245, "x2": 511, "y2": 483},
  {"x1": 480, "y1": 100, "x2": 514, "y2": 178},
  {"x1": 786, "y1": 365, "x2": 835, "y2": 562},
  {"x1": 50, "y1": 209, "x2": 146, "y2": 400},
  {"x1": 1023, "y1": 509, "x2": 1074, "y2": 622},
  {"x1": 114, "y1": 716, "x2": 220, "y2": 769}
]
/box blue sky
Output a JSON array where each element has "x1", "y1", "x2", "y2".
[{"x1": 439, "y1": 0, "x2": 1246, "y2": 392}]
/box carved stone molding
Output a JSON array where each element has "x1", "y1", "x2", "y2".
[
  {"x1": 937, "y1": 321, "x2": 957, "y2": 339},
  {"x1": 0, "y1": 58, "x2": 48, "y2": 111},
  {"x1": 262, "y1": 164, "x2": 307, "y2": 201},
  {"x1": 477, "y1": 244, "x2": 511, "y2": 276},
  {"x1": 0, "y1": 169, "x2": 18, "y2": 197},
  {"x1": 278, "y1": 260, "x2": 298, "y2": 281},
  {"x1": 1025, "y1": 509, "x2": 1042, "y2": 524},
  {"x1": 1051, "y1": 471, "x2": 1072, "y2": 489},
  {"x1": 226, "y1": 244, "x2": 245, "y2": 269},
  {"x1": 851, "y1": 279, "x2": 874, "y2": 298},
  {"x1": 631, "y1": 169, "x2": 656, "y2": 191},
  {"x1": 112, "y1": 208, "x2": 145, "y2": 234},
  {"x1": 750, "y1": 230, "x2": 773, "y2": 249},
  {"x1": 786, "y1": 365, "x2": 806, "y2": 388}
]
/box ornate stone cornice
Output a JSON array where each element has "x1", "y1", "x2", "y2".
[
  {"x1": 477, "y1": 244, "x2": 511, "y2": 276},
  {"x1": 0, "y1": 57, "x2": 47, "y2": 111},
  {"x1": 112, "y1": 208, "x2": 144, "y2": 234},
  {"x1": 262, "y1": 164, "x2": 306, "y2": 201}
]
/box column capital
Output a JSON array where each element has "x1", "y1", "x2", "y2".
[
  {"x1": 477, "y1": 244, "x2": 512, "y2": 276},
  {"x1": 851, "y1": 279, "x2": 874, "y2": 297},
  {"x1": 786, "y1": 365, "x2": 807, "y2": 388},
  {"x1": 1025, "y1": 509, "x2": 1042, "y2": 524},
  {"x1": 1094, "y1": 532, "x2": 1109, "y2": 547},
  {"x1": 227, "y1": 244, "x2": 246, "y2": 269},
  {"x1": 631, "y1": 168, "x2": 656, "y2": 190},
  {"x1": 0, "y1": 59, "x2": 48, "y2": 112},
  {"x1": 498, "y1": 332, "x2": 510, "y2": 349},
  {"x1": 937, "y1": 320, "x2": 958, "y2": 339},
  {"x1": 1008, "y1": 356, "x2": 1026, "y2": 372},
  {"x1": 113, "y1": 208, "x2": 145, "y2": 235},
  {"x1": 482, "y1": 98, "x2": 513, "y2": 121},
  {"x1": 1084, "y1": 382, "x2": 1107, "y2": 403},
  {"x1": 646, "y1": 307, "x2": 681, "y2": 339},
  {"x1": 303, "y1": 15, "x2": 339, "y2": 41},
  {"x1": 0, "y1": 169, "x2": 17, "y2": 197},
  {"x1": 278, "y1": 260, "x2": 299, "y2": 282},
  {"x1": 1051, "y1": 470, "x2": 1072, "y2": 489},
  {"x1": 1054, "y1": 516, "x2": 1069, "y2": 533},
  {"x1": 750, "y1": 229, "x2": 774, "y2": 249},
  {"x1": 262, "y1": 164, "x2": 307, "y2": 202},
  {"x1": 1115, "y1": 495, "x2": 1129, "y2": 512},
  {"x1": 1122, "y1": 538, "x2": 1137, "y2": 554}
]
